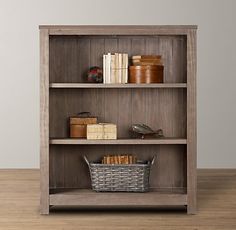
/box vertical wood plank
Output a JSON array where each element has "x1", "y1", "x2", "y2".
[
  {"x1": 49, "y1": 146, "x2": 65, "y2": 188},
  {"x1": 172, "y1": 37, "x2": 186, "y2": 83},
  {"x1": 130, "y1": 37, "x2": 146, "y2": 128},
  {"x1": 145, "y1": 36, "x2": 159, "y2": 55},
  {"x1": 40, "y1": 29, "x2": 49, "y2": 214},
  {"x1": 90, "y1": 37, "x2": 105, "y2": 120},
  {"x1": 117, "y1": 38, "x2": 132, "y2": 138},
  {"x1": 144, "y1": 37, "x2": 160, "y2": 166},
  {"x1": 104, "y1": 38, "x2": 118, "y2": 53},
  {"x1": 159, "y1": 37, "x2": 173, "y2": 83},
  {"x1": 187, "y1": 29, "x2": 197, "y2": 214},
  {"x1": 78, "y1": 38, "x2": 91, "y2": 82}
]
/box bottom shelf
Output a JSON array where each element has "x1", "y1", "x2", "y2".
[{"x1": 49, "y1": 188, "x2": 187, "y2": 206}]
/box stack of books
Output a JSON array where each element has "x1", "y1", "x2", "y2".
[
  {"x1": 131, "y1": 55, "x2": 163, "y2": 66},
  {"x1": 103, "y1": 53, "x2": 128, "y2": 84}
]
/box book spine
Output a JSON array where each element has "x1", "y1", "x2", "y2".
[
  {"x1": 110, "y1": 54, "x2": 115, "y2": 84},
  {"x1": 105, "y1": 54, "x2": 109, "y2": 84},
  {"x1": 123, "y1": 53, "x2": 128, "y2": 83},
  {"x1": 118, "y1": 53, "x2": 122, "y2": 83},
  {"x1": 115, "y1": 53, "x2": 119, "y2": 83},
  {"x1": 124, "y1": 53, "x2": 128, "y2": 83},
  {"x1": 103, "y1": 54, "x2": 106, "y2": 84},
  {"x1": 107, "y1": 53, "x2": 111, "y2": 84}
]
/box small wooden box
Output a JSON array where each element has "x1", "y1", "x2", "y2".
[
  {"x1": 70, "y1": 116, "x2": 97, "y2": 138},
  {"x1": 87, "y1": 123, "x2": 117, "y2": 140},
  {"x1": 129, "y1": 65, "x2": 164, "y2": 83}
]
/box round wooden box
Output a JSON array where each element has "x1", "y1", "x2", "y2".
[{"x1": 129, "y1": 65, "x2": 164, "y2": 83}]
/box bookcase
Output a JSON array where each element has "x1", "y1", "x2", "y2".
[{"x1": 40, "y1": 25, "x2": 197, "y2": 214}]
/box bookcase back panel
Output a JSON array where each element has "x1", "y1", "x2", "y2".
[
  {"x1": 49, "y1": 88, "x2": 187, "y2": 139},
  {"x1": 49, "y1": 35, "x2": 187, "y2": 83},
  {"x1": 49, "y1": 145, "x2": 187, "y2": 190}
]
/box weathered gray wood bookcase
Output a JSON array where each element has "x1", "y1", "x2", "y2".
[{"x1": 40, "y1": 25, "x2": 197, "y2": 214}]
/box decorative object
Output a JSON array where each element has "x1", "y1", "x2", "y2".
[
  {"x1": 87, "y1": 66, "x2": 103, "y2": 83},
  {"x1": 131, "y1": 55, "x2": 163, "y2": 66},
  {"x1": 70, "y1": 112, "x2": 97, "y2": 138},
  {"x1": 131, "y1": 124, "x2": 164, "y2": 139},
  {"x1": 129, "y1": 55, "x2": 164, "y2": 83},
  {"x1": 84, "y1": 156, "x2": 155, "y2": 192},
  {"x1": 129, "y1": 65, "x2": 164, "y2": 83},
  {"x1": 87, "y1": 123, "x2": 117, "y2": 140}
]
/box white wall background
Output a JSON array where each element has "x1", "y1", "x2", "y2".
[{"x1": 0, "y1": 0, "x2": 235, "y2": 168}]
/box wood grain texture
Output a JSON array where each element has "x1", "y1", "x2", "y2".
[
  {"x1": 1, "y1": 169, "x2": 236, "y2": 229},
  {"x1": 39, "y1": 25, "x2": 197, "y2": 36},
  {"x1": 49, "y1": 35, "x2": 187, "y2": 83},
  {"x1": 49, "y1": 138, "x2": 187, "y2": 145},
  {"x1": 40, "y1": 29, "x2": 49, "y2": 214},
  {"x1": 41, "y1": 26, "x2": 197, "y2": 214},
  {"x1": 48, "y1": 145, "x2": 186, "y2": 191},
  {"x1": 49, "y1": 189, "x2": 187, "y2": 206},
  {"x1": 49, "y1": 88, "x2": 186, "y2": 139},
  {"x1": 40, "y1": 25, "x2": 198, "y2": 30},
  {"x1": 49, "y1": 83, "x2": 187, "y2": 88},
  {"x1": 187, "y1": 29, "x2": 197, "y2": 214}
]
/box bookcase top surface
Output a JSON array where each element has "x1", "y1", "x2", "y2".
[
  {"x1": 39, "y1": 25, "x2": 197, "y2": 35},
  {"x1": 39, "y1": 25, "x2": 197, "y2": 29}
]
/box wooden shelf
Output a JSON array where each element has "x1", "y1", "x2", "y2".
[
  {"x1": 50, "y1": 83, "x2": 187, "y2": 89},
  {"x1": 49, "y1": 138, "x2": 187, "y2": 145},
  {"x1": 49, "y1": 188, "x2": 187, "y2": 206}
]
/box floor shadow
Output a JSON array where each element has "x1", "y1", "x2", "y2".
[{"x1": 50, "y1": 205, "x2": 187, "y2": 215}]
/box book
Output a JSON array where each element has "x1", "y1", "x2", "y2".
[
  {"x1": 132, "y1": 55, "x2": 162, "y2": 60},
  {"x1": 103, "y1": 52, "x2": 129, "y2": 84},
  {"x1": 107, "y1": 53, "x2": 111, "y2": 84},
  {"x1": 118, "y1": 53, "x2": 122, "y2": 83},
  {"x1": 122, "y1": 53, "x2": 128, "y2": 83},
  {"x1": 103, "y1": 55, "x2": 106, "y2": 84},
  {"x1": 132, "y1": 59, "x2": 162, "y2": 63},
  {"x1": 132, "y1": 61, "x2": 163, "y2": 66},
  {"x1": 110, "y1": 54, "x2": 115, "y2": 84},
  {"x1": 131, "y1": 54, "x2": 163, "y2": 66}
]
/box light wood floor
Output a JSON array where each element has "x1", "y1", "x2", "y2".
[{"x1": 0, "y1": 169, "x2": 236, "y2": 230}]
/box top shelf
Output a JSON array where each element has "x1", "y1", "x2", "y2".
[{"x1": 49, "y1": 83, "x2": 187, "y2": 89}]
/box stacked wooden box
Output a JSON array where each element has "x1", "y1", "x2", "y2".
[{"x1": 87, "y1": 123, "x2": 117, "y2": 140}]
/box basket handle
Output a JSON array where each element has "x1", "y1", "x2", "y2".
[
  {"x1": 151, "y1": 156, "x2": 156, "y2": 165},
  {"x1": 78, "y1": 112, "x2": 91, "y2": 117},
  {"x1": 83, "y1": 155, "x2": 90, "y2": 166}
]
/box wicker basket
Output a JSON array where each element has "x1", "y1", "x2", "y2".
[{"x1": 84, "y1": 156, "x2": 155, "y2": 192}]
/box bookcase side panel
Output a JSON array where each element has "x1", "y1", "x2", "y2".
[
  {"x1": 187, "y1": 29, "x2": 197, "y2": 214},
  {"x1": 40, "y1": 29, "x2": 49, "y2": 214}
]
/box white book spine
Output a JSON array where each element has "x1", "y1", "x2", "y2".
[
  {"x1": 118, "y1": 53, "x2": 122, "y2": 83},
  {"x1": 107, "y1": 53, "x2": 111, "y2": 84},
  {"x1": 110, "y1": 54, "x2": 115, "y2": 84},
  {"x1": 121, "y1": 53, "x2": 124, "y2": 84},
  {"x1": 125, "y1": 53, "x2": 128, "y2": 83},
  {"x1": 103, "y1": 55, "x2": 106, "y2": 84},
  {"x1": 115, "y1": 53, "x2": 119, "y2": 83}
]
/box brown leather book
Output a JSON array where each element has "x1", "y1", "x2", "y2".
[{"x1": 132, "y1": 55, "x2": 162, "y2": 60}]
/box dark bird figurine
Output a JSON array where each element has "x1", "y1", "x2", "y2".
[{"x1": 131, "y1": 124, "x2": 164, "y2": 139}]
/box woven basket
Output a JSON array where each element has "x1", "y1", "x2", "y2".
[{"x1": 84, "y1": 156, "x2": 155, "y2": 192}]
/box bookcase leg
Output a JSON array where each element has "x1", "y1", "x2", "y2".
[
  {"x1": 40, "y1": 204, "x2": 49, "y2": 215},
  {"x1": 187, "y1": 205, "x2": 196, "y2": 214}
]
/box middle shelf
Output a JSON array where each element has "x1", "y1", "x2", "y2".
[{"x1": 50, "y1": 138, "x2": 187, "y2": 145}]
